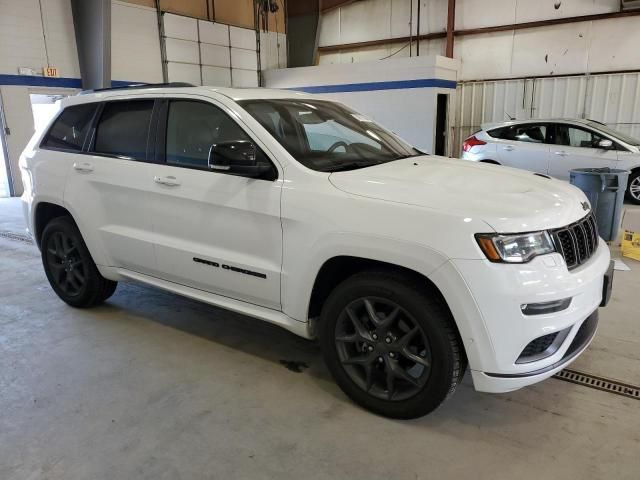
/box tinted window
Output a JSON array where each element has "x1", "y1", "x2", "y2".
[
  {"x1": 165, "y1": 100, "x2": 254, "y2": 168},
  {"x1": 554, "y1": 125, "x2": 605, "y2": 148},
  {"x1": 489, "y1": 124, "x2": 547, "y2": 143},
  {"x1": 93, "y1": 100, "x2": 154, "y2": 159},
  {"x1": 240, "y1": 99, "x2": 420, "y2": 172},
  {"x1": 42, "y1": 104, "x2": 97, "y2": 151}
]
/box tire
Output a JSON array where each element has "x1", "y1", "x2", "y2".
[
  {"x1": 626, "y1": 170, "x2": 640, "y2": 205},
  {"x1": 41, "y1": 216, "x2": 117, "y2": 308},
  {"x1": 319, "y1": 270, "x2": 466, "y2": 419}
]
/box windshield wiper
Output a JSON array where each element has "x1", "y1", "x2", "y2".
[{"x1": 323, "y1": 161, "x2": 379, "y2": 172}]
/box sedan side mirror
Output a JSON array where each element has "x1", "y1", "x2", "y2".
[
  {"x1": 208, "y1": 140, "x2": 272, "y2": 178},
  {"x1": 597, "y1": 138, "x2": 613, "y2": 149}
]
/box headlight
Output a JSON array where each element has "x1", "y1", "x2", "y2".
[{"x1": 475, "y1": 231, "x2": 555, "y2": 263}]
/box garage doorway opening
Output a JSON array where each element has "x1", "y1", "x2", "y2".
[
  {"x1": 0, "y1": 96, "x2": 10, "y2": 198},
  {"x1": 30, "y1": 94, "x2": 62, "y2": 136},
  {"x1": 435, "y1": 94, "x2": 448, "y2": 157}
]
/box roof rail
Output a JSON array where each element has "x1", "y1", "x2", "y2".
[{"x1": 77, "y1": 82, "x2": 195, "y2": 95}]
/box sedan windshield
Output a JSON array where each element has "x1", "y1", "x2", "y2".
[
  {"x1": 587, "y1": 121, "x2": 640, "y2": 147},
  {"x1": 239, "y1": 99, "x2": 421, "y2": 172}
]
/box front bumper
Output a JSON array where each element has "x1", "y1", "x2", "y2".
[
  {"x1": 471, "y1": 309, "x2": 598, "y2": 392},
  {"x1": 430, "y1": 240, "x2": 611, "y2": 393}
]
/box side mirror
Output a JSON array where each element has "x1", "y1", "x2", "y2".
[
  {"x1": 208, "y1": 140, "x2": 271, "y2": 178},
  {"x1": 597, "y1": 138, "x2": 613, "y2": 149}
]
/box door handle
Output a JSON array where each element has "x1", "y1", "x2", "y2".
[
  {"x1": 503, "y1": 145, "x2": 514, "y2": 151},
  {"x1": 554, "y1": 151, "x2": 568, "y2": 157},
  {"x1": 73, "y1": 162, "x2": 93, "y2": 172},
  {"x1": 154, "y1": 175, "x2": 181, "y2": 187}
]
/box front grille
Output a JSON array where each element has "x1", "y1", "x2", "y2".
[
  {"x1": 518, "y1": 332, "x2": 559, "y2": 362},
  {"x1": 550, "y1": 213, "x2": 599, "y2": 270}
]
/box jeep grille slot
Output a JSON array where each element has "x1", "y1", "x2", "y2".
[{"x1": 550, "y1": 213, "x2": 598, "y2": 270}]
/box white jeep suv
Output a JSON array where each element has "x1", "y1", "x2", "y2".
[
  {"x1": 461, "y1": 118, "x2": 640, "y2": 204},
  {"x1": 20, "y1": 85, "x2": 613, "y2": 418}
]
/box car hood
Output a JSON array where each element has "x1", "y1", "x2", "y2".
[{"x1": 328, "y1": 156, "x2": 590, "y2": 233}]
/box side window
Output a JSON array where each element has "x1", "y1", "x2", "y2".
[
  {"x1": 165, "y1": 100, "x2": 256, "y2": 168},
  {"x1": 554, "y1": 125, "x2": 603, "y2": 148},
  {"x1": 93, "y1": 100, "x2": 154, "y2": 160},
  {"x1": 488, "y1": 125, "x2": 547, "y2": 143},
  {"x1": 513, "y1": 125, "x2": 547, "y2": 143},
  {"x1": 41, "y1": 103, "x2": 97, "y2": 151}
]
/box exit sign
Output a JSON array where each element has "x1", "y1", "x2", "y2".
[{"x1": 44, "y1": 67, "x2": 59, "y2": 78}]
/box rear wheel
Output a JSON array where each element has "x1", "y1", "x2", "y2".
[
  {"x1": 319, "y1": 271, "x2": 466, "y2": 419},
  {"x1": 627, "y1": 171, "x2": 640, "y2": 205},
  {"x1": 41, "y1": 216, "x2": 117, "y2": 307}
]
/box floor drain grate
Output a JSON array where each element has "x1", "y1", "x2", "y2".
[
  {"x1": 554, "y1": 369, "x2": 640, "y2": 400},
  {"x1": 0, "y1": 231, "x2": 33, "y2": 244}
]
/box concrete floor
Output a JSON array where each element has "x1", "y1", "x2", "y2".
[{"x1": 1, "y1": 197, "x2": 639, "y2": 480}]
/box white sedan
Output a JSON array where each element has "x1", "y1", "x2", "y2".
[{"x1": 461, "y1": 119, "x2": 640, "y2": 204}]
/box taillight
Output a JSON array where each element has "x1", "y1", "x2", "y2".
[{"x1": 462, "y1": 135, "x2": 486, "y2": 152}]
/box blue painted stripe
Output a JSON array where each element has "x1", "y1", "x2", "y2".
[
  {"x1": 287, "y1": 78, "x2": 457, "y2": 94},
  {"x1": 0, "y1": 74, "x2": 143, "y2": 89}
]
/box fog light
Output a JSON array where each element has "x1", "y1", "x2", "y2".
[{"x1": 521, "y1": 298, "x2": 572, "y2": 315}]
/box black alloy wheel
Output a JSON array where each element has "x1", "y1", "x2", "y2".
[
  {"x1": 335, "y1": 297, "x2": 432, "y2": 401},
  {"x1": 319, "y1": 270, "x2": 466, "y2": 419},
  {"x1": 45, "y1": 230, "x2": 88, "y2": 297},
  {"x1": 41, "y1": 216, "x2": 117, "y2": 307}
]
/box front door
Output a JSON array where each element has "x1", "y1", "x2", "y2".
[
  {"x1": 149, "y1": 98, "x2": 283, "y2": 310},
  {"x1": 547, "y1": 123, "x2": 619, "y2": 180},
  {"x1": 495, "y1": 123, "x2": 551, "y2": 174}
]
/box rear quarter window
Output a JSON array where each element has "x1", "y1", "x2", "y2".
[{"x1": 41, "y1": 103, "x2": 98, "y2": 151}]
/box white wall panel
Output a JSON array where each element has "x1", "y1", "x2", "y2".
[
  {"x1": 199, "y1": 20, "x2": 229, "y2": 46},
  {"x1": 231, "y1": 48, "x2": 258, "y2": 71},
  {"x1": 41, "y1": 0, "x2": 80, "y2": 77},
  {"x1": 318, "y1": 7, "x2": 341, "y2": 47},
  {"x1": 455, "y1": 0, "x2": 516, "y2": 30},
  {"x1": 511, "y1": 22, "x2": 589, "y2": 78},
  {"x1": 112, "y1": 1, "x2": 163, "y2": 83},
  {"x1": 455, "y1": 31, "x2": 514, "y2": 80},
  {"x1": 417, "y1": 0, "x2": 447, "y2": 34},
  {"x1": 164, "y1": 38, "x2": 200, "y2": 64},
  {"x1": 167, "y1": 62, "x2": 201, "y2": 85},
  {"x1": 231, "y1": 68, "x2": 258, "y2": 87},
  {"x1": 229, "y1": 26, "x2": 256, "y2": 50},
  {"x1": 200, "y1": 44, "x2": 230, "y2": 68},
  {"x1": 514, "y1": 0, "x2": 618, "y2": 23},
  {"x1": 589, "y1": 17, "x2": 640, "y2": 73},
  {"x1": 163, "y1": 13, "x2": 198, "y2": 41},
  {"x1": 0, "y1": 0, "x2": 80, "y2": 77},
  {"x1": 340, "y1": 0, "x2": 391, "y2": 44},
  {"x1": 390, "y1": 0, "x2": 418, "y2": 38},
  {"x1": 202, "y1": 65, "x2": 232, "y2": 86}
]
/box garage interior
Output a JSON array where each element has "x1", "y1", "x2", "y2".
[{"x1": 1, "y1": 0, "x2": 640, "y2": 478}]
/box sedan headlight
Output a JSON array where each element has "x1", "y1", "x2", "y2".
[{"x1": 476, "y1": 231, "x2": 555, "y2": 263}]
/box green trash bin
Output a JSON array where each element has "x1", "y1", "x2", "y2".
[{"x1": 569, "y1": 167, "x2": 629, "y2": 242}]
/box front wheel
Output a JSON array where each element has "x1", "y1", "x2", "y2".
[
  {"x1": 627, "y1": 171, "x2": 640, "y2": 205},
  {"x1": 41, "y1": 216, "x2": 117, "y2": 308},
  {"x1": 319, "y1": 271, "x2": 466, "y2": 419}
]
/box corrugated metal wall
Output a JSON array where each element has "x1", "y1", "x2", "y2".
[{"x1": 454, "y1": 71, "x2": 640, "y2": 155}]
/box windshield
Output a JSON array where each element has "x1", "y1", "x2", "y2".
[
  {"x1": 238, "y1": 99, "x2": 421, "y2": 172},
  {"x1": 587, "y1": 121, "x2": 640, "y2": 146}
]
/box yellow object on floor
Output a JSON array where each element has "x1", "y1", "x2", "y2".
[{"x1": 621, "y1": 230, "x2": 640, "y2": 261}]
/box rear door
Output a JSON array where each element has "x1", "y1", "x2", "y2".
[
  {"x1": 148, "y1": 96, "x2": 283, "y2": 310},
  {"x1": 64, "y1": 98, "x2": 160, "y2": 275},
  {"x1": 493, "y1": 123, "x2": 551, "y2": 174},
  {"x1": 547, "y1": 123, "x2": 620, "y2": 180}
]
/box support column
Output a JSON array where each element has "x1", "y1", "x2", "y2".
[
  {"x1": 445, "y1": 0, "x2": 456, "y2": 58},
  {"x1": 71, "y1": 0, "x2": 111, "y2": 90}
]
